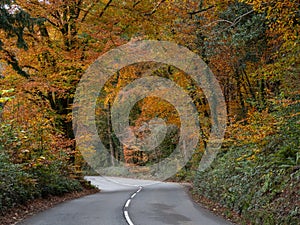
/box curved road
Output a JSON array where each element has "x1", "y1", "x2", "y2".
[{"x1": 18, "y1": 176, "x2": 234, "y2": 225}]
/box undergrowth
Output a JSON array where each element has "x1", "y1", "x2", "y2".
[{"x1": 194, "y1": 96, "x2": 300, "y2": 225}]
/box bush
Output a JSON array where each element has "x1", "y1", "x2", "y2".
[
  {"x1": 0, "y1": 153, "x2": 83, "y2": 214},
  {"x1": 28, "y1": 162, "x2": 82, "y2": 197},
  {"x1": 0, "y1": 115, "x2": 84, "y2": 213},
  {"x1": 0, "y1": 154, "x2": 38, "y2": 213},
  {"x1": 194, "y1": 98, "x2": 300, "y2": 225}
]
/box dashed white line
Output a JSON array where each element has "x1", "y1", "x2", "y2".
[
  {"x1": 125, "y1": 199, "x2": 131, "y2": 208},
  {"x1": 131, "y1": 193, "x2": 137, "y2": 198},
  {"x1": 124, "y1": 211, "x2": 134, "y2": 225},
  {"x1": 123, "y1": 186, "x2": 143, "y2": 225}
]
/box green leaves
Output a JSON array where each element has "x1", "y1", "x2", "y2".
[
  {"x1": 0, "y1": 89, "x2": 14, "y2": 106},
  {"x1": 194, "y1": 94, "x2": 300, "y2": 224},
  {"x1": 0, "y1": 89, "x2": 14, "y2": 95}
]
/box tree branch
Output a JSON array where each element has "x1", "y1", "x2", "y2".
[
  {"x1": 203, "y1": 19, "x2": 234, "y2": 28},
  {"x1": 188, "y1": 5, "x2": 215, "y2": 16},
  {"x1": 144, "y1": 0, "x2": 166, "y2": 16},
  {"x1": 133, "y1": 0, "x2": 142, "y2": 8},
  {"x1": 203, "y1": 9, "x2": 255, "y2": 30},
  {"x1": 80, "y1": 0, "x2": 100, "y2": 22},
  {"x1": 99, "y1": 0, "x2": 113, "y2": 18},
  {"x1": 1, "y1": 49, "x2": 30, "y2": 79}
]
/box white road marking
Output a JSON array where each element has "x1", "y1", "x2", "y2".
[
  {"x1": 131, "y1": 193, "x2": 136, "y2": 198},
  {"x1": 125, "y1": 199, "x2": 131, "y2": 208},
  {"x1": 124, "y1": 211, "x2": 134, "y2": 225},
  {"x1": 123, "y1": 186, "x2": 143, "y2": 225}
]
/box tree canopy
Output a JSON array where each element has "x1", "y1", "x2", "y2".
[{"x1": 0, "y1": 0, "x2": 299, "y2": 223}]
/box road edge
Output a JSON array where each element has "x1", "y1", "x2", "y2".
[
  {"x1": 0, "y1": 188, "x2": 100, "y2": 225},
  {"x1": 182, "y1": 183, "x2": 241, "y2": 225}
]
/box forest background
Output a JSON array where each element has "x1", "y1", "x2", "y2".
[{"x1": 0, "y1": 0, "x2": 299, "y2": 224}]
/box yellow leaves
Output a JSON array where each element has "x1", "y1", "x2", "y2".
[
  {"x1": 236, "y1": 148, "x2": 262, "y2": 162},
  {"x1": 241, "y1": 0, "x2": 299, "y2": 44},
  {"x1": 228, "y1": 109, "x2": 277, "y2": 145},
  {"x1": 38, "y1": 156, "x2": 46, "y2": 161},
  {"x1": 141, "y1": 96, "x2": 180, "y2": 124},
  {"x1": 172, "y1": 71, "x2": 190, "y2": 89},
  {"x1": 236, "y1": 153, "x2": 256, "y2": 161},
  {"x1": 0, "y1": 96, "x2": 14, "y2": 103},
  {"x1": 236, "y1": 154, "x2": 247, "y2": 161},
  {"x1": 28, "y1": 156, "x2": 49, "y2": 169},
  {"x1": 246, "y1": 154, "x2": 256, "y2": 161},
  {"x1": 240, "y1": 0, "x2": 299, "y2": 86},
  {"x1": 215, "y1": 0, "x2": 235, "y2": 11}
]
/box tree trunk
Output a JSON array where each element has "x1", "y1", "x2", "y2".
[{"x1": 106, "y1": 102, "x2": 115, "y2": 166}]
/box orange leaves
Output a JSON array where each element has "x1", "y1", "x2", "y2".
[
  {"x1": 123, "y1": 145, "x2": 148, "y2": 166},
  {"x1": 138, "y1": 96, "x2": 180, "y2": 126}
]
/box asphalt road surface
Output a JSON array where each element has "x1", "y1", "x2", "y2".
[{"x1": 18, "y1": 176, "x2": 234, "y2": 225}]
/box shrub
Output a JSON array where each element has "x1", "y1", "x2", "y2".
[
  {"x1": 28, "y1": 161, "x2": 82, "y2": 197},
  {"x1": 0, "y1": 154, "x2": 38, "y2": 213},
  {"x1": 194, "y1": 97, "x2": 300, "y2": 225}
]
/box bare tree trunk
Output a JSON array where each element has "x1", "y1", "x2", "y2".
[
  {"x1": 235, "y1": 68, "x2": 246, "y2": 117},
  {"x1": 106, "y1": 102, "x2": 115, "y2": 167}
]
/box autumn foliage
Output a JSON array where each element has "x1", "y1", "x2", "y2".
[{"x1": 0, "y1": 0, "x2": 299, "y2": 223}]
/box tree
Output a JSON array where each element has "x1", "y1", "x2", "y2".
[
  {"x1": 191, "y1": 0, "x2": 299, "y2": 118},
  {"x1": 0, "y1": 0, "x2": 43, "y2": 77},
  {"x1": 241, "y1": 0, "x2": 300, "y2": 94},
  {"x1": 0, "y1": 0, "x2": 203, "y2": 171}
]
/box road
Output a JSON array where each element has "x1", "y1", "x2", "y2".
[{"x1": 18, "y1": 176, "x2": 234, "y2": 225}]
